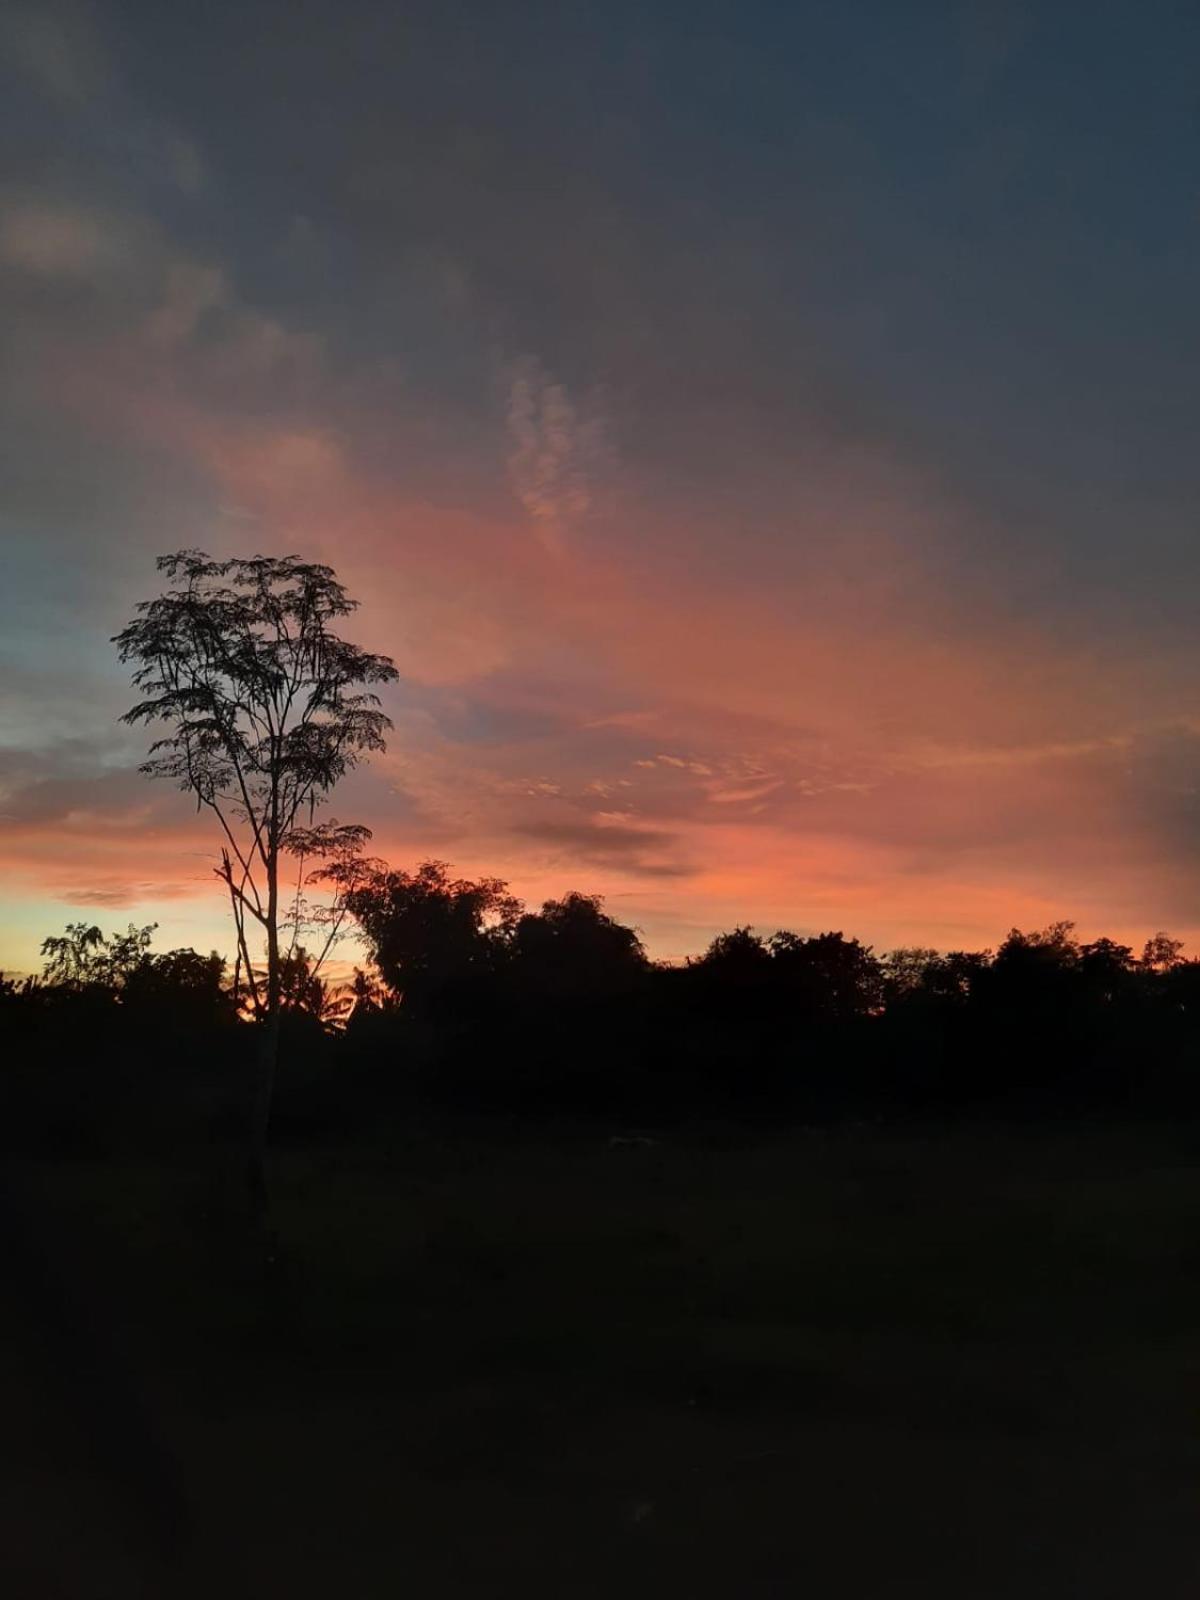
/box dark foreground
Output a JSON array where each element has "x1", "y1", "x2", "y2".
[{"x1": 4, "y1": 1122, "x2": 1200, "y2": 1597}]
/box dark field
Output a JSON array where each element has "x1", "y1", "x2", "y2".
[{"x1": 5, "y1": 1122, "x2": 1200, "y2": 1597}]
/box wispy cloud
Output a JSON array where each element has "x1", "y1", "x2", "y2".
[
  {"x1": 4, "y1": 4, "x2": 106, "y2": 104},
  {"x1": 144, "y1": 261, "x2": 227, "y2": 347},
  {"x1": 514, "y1": 816, "x2": 694, "y2": 879},
  {"x1": 0, "y1": 201, "x2": 135, "y2": 280},
  {"x1": 506, "y1": 357, "x2": 607, "y2": 553}
]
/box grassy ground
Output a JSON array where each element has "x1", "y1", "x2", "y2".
[{"x1": 4, "y1": 1120, "x2": 1200, "y2": 1596}]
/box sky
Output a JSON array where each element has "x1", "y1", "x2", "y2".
[{"x1": 2, "y1": 0, "x2": 1200, "y2": 972}]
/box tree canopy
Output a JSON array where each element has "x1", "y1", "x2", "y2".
[{"x1": 114, "y1": 551, "x2": 398, "y2": 1022}]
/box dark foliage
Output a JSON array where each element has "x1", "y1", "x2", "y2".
[
  {"x1": 6, "y1": 888, "x2": 1200, "y2": 1156},
  {"x1": 339, "y1": 859, "x2": 522, "y2": 1019},
  {"x1": 1, "y1": 927, "x2": 242, "y2": 1155}
]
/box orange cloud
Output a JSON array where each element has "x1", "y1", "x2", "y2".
[{"x1": 9, "y1": 259, "x2": 1200, "y2": 974}]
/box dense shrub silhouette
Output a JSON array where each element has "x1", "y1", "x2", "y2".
[
  {"x1": 513, "y1": 893, "x2": 648, "y2": 998},
  {"x1": 5, "y1": 897, "x2": 1200, "y2": 1151},
  {"x1": 0, "y1": 927, "x2": 241, "y2": 1153},
  {"x1": 342, "y1": 860, "x2": 521, "y2": 1017}
]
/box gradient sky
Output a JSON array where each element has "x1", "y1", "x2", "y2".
[{"x1": 3, "y1": 0, "x2": 1200, "y2": 971}]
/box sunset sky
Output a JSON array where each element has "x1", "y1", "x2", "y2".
[{"x1": 3, "y1": 0, "x2": 1200, "y2": 972}]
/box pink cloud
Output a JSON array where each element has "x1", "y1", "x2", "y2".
[{"x1": 9, "y1": 261, "x2": 1200, "y2": 970}]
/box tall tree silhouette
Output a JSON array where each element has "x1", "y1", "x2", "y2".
[{"x1": 114, "y1": 550, "x2": 397, "y2": 1206}]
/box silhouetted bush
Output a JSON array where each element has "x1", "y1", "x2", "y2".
[{"x1": 5, "y1": 904, "x2": 1199, "y2": 1153}]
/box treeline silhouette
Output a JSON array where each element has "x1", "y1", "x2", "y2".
[{"x1": 4, "y1": 862, "x2": 1199, "y2": 1153}]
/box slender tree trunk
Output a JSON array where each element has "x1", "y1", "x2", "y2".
[
  {"x1": 247, "y1": 1011, "x2": 279, "y2": 1219},
  {"x1": 247, "y1": 850, "x2": 281, "y2": 1219}
]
